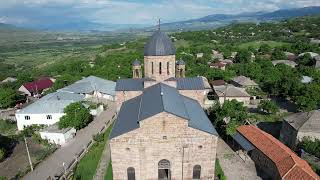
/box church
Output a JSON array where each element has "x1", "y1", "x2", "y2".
[{"x1": 109, "y1": 27, "x2": 218, "y2": 180}]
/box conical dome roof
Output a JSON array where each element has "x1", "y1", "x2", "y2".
[
  {"x1": 177, "y1": 59, "x2": 185, "y2": 65},
  {"x1": 132, "y1": 59, "x2": 141, "y2": 66},
  {"x1": 144, "y1": 30, "x2": 176, "y2": 56}
]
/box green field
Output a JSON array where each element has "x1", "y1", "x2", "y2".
[
  {"x1": 104, "y1": 161, "x2": 113, "y2": 180},
  {"x1": 73, "y1": 124, "x2": 113, "y2": 180},
  {"x1": 237, "y1": 41, "x2": 290, "y2": 49}
]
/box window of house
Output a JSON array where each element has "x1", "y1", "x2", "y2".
[
  {"x1": 127, "y1": 167, "x2": 135, "y2": 180},
  {"x1": 193, "y1": 165, "x2": 201, "y2": 180},
  {"x1": 25, "y1": 116, "x2": 30, "y2": 120},
  {"x1": 46, "y1": 115, "x2": 52, "y2": 119},
  {"x1": 159, "y1": 62, "x2": 162, "y2": 74},
  {"x1": 167, "y1": 62, "x2": 170, "y2": 75}
]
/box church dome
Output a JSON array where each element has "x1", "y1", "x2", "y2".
[
  {"x1": 144, "y1": 30, "x2": 176, "y2": 56},
  {"x1": 176, "y1": 59, "x2": 185, "y2": 65},
  {"x1": 132, "y1": 59, "x2": 141, "y2": 66}
]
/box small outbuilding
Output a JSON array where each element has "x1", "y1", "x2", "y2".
[
  {"x1": 231, "y1": 76, "x2": 258, "y2": 88},
  {"x1": 40, "y1": 123, "x2": 76, "y2": 145}
]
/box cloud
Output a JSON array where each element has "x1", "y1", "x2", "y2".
[{"x1": 0, "y1": 0, "x2": 319, "y2": 27}]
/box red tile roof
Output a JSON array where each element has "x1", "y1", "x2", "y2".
[
  {"x1": 23, "y1": 78, "x2": 53, "y2": 93},
  {"x1": 209, "y1": 62, "x2": 226, "y2": 68},
  {"x1": 237, "y1": 125, "x2": 320, "y2": 180},
  {"x1": 210, "y1": 80, "x2": 226, "y2": 86}
]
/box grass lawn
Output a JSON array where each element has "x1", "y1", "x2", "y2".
[
  {"x1": 238, "y1": 41, "x2": 290, "y2": 49},
  {"x1": 215, "y1": 158, "x2": 227, "y2": 180},
  {"x1": 73, "y1": 124, "x2": 113, "y2": 180},
  {"x1": 104, "y1": 161, "x2": 113, "y2": 180},
  {"x1": 0, "y1": 119, "x2": 17, "y2": 136}
]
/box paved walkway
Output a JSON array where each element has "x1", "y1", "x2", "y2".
[
  {"x1": 23, "y1": 102, "x2": 116, "y2": 180},
  {"x1": 216, "y1": 138, "x2": 262, "y2": 180},
  {"x1": 93, "y1": 141, "x2": 111, "y2": 180}
]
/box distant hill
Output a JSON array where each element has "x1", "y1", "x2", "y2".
[{"x1": 147, "y1": 6, "x2": 320, "y2": 32}]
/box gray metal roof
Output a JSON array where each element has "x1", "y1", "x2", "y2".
[
  {"x1": 110, "y1": 83, "x2": 218, "y2": 139},
  {"x1": 233, "y1": 132, "x2": 255, "y2": 151},
  {"x1": 115, "y1": 78, "x2": 144, "y2": 91},
  {"x1": 144, "y1": 30, "x2": 176, "y2": 56},
  {"x1": 176, "y1": 77, "x2": 205, "y2": 90},
  {"x1": 17, "y1": 92, "x2": 85, "y2": 114},
  {"x1": 284, "y1": 110, "x2": 320, "y2": 131},
  {"x1": 132, "y1": 59, "x2": 141, "y2": 66},
  {"x1": 58, "y1": 76, "x2": 116, "y2": 96}
]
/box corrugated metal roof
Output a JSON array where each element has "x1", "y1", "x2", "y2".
[
  {"x1": 17, "y1": 92, "x2": 85, "y2": 114},
  {"x1": 233, "y1": 132, "x2": 255, "y2": 151},
  {"x1": 59, "y1": 76, "x2": 116, "y2": 96},
  {"x1": 176, "y1": 77, "x2": 205, "y2": 90},
  {"x1": 144, "y1": 30, "x2": 176, "y2": 56},
  {"x1": 110, "y1": 83, "x2": 217, "y2": 139},
  {"x1": 109, "y1": 96, "x2": 140, "y2": 139},
  {"x1": 115, "y1": 78, "x2": 144, "y2": 91}
]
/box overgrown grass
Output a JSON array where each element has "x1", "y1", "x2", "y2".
[
  {"x1": 0, "y1": 119, "x2": 17, "y2": 136},
  {"x1": 73, "y1": 123, "x2": 113, "y2": 180},
  {"x1": 104, "y1": 161, "x2": 113, "y2": 180},
  {"x1": 215, "y1": 158, "x2": 227, "y2": 180}
]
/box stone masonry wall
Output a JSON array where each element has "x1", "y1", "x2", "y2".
[
  {"x1": 115, "y1": 91, "x2": 142, "y2": 111},
  {"x1": 110, "y1": 112, "x2": 218, "y2": 180},
  {"x1": 179, "y1": 90, "x2": 206, "y2": 107},
  {"x1": 144, "y1": 55, "x2": 176, "y2": 81}
]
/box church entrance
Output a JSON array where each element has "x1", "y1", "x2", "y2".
[{"x1": 158, "y1": 159, "x2": 171, "y2": 180}]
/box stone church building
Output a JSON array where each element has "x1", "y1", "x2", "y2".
[{"x1": 109, "y1": 28, "x2": 218, "y2": 180}]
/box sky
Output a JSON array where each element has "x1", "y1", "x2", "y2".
[{"x1": 0, "y1": 0, "x2": 320, "y2": 26}]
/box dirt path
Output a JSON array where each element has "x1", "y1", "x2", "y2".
[
  {"x1": 216, "y1": 138, "x2": 262, "y2": 180},
  {"x1": 93, "y1": 141, "x2": 111, "y2": 180}
]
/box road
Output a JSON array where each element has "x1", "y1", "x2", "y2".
[
  {"x1": 216, "y1": 138, "x2": 262, "y2": 180},
  {"x1": 23, "y1": 102, "x2": 116, "y2": 180}
]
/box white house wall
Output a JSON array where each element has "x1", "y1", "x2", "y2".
[
  {"x1": 18, "y1": 85, "x2": 31, "y2": 96},
  {"x1": 16, "y1": 113, "x2": 65, "y2": 130}
]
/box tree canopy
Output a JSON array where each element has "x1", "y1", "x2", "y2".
[{"x1": 59, "y1": 102, "x2": 92, "y2": 130}]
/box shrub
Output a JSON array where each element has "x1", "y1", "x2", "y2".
[{"x1": 0, "y1": 148, "x2": 6, "y2": 162}]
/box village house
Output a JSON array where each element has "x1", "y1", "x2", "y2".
[
  {"x1": 16, "y1": 76, "x2": 115, "y2": 131},
  {"x1": 18, "y1": 77, "x2": 54, "y2": 97},
  {"x1": 213, "y1": 84, "x2": 251, "y2": 106},
  {"x1": 1, "y1": 77, "x2": 17, "y2": 84},
  {"x1": 196, "y1": 53, "x2": 204, "y2": 58},
  {"x1": 284, "y1": 52, "x2": 297, "y2": 61},
  {"x1": 110, "y1": 28, "x2": 218, "y2": 180},
  {"x1": 58, "y1": 75, "x2": 116, "y2": 102},
  {"x1": 234, "y1": 125, "x2": 320, "y2": 180},
  {"x1": 15, "y1": 91, "x2": 85, "y2": 130},
  {"x1": 310, "y1": 38, "x2": 320, "y2": 45},
  {"x1": 212, "y1": 50, "x2": 224, "y2": 60},
  {"x1": 209, "y1": 62, "x2": 226, "y2": 70},
  {"x1": 272, "y1": 60, "x2": 298, "y2": 68},
  {"x1": 231, "y1": 76, "x2": 258, "y2": 89},
  {"x1": 39, "y1": 123, "x2": 76, "y2": 145},
  {"x1": 279, "y1": 110, "x2": 320, "y2": 149}
]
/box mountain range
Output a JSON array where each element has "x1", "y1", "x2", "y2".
[{"x1": 1, "y1": 6, "x2": 320, "y2": 32}]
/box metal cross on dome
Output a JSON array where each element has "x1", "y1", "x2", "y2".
[{"x1": 158, "y1": 18, "x2": 161, "y2": 30}]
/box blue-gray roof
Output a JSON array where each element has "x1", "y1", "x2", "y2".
[
  {"x1": 116, "y1": 77, "x2": 204, "y2": 91},
  {"x1": 58, "y1": 76, "x2": 116, "y2": 96},
  {"x1": 176, "y1": 77, "x2": 205, "y2": 90},
  {"x1": 132, "y1": 59, "x2": 141, "y2": 66},
  {"x1": 16, "y1": 92, "x2": 85, "y2": 114},
  {"x1": 110, "y1": 83, "x2": 217, "y2": 139},
  {"x1": 176, "y1": 59, "x2": 185, "y2": 65},
  {"x1": 233, "y1": 132, "x2": 255, "y2": 151},
  {"x1": 144, "y1": 30, "x2": 176, "y2": 56}
]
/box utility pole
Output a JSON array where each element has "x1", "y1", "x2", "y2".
[{"x1": 24, "y1": 136, "x2": 33, "y2": 171}]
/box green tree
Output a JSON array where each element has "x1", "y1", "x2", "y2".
[
  {"x1": 0, "y1": 88, "x2": 17, "y2": 109},
  {"x1": 234, "y1": 49, "x2": 251, "y2": 63},
  {"x1": 259, "y1": 44, "x2": 272, "y2": 54},
  {"x1": 0, "y1": 148, "x2": 5, "y2": 162},
  {"x1": 298, "y1": 53, "x2": 314, "y2": 66},
  {"x1": 208, "y1": 100, "x2": 248, "y2": 136},
  {"x1": 258, "y1": 100, "x2": 279, "y2": 114},
  {"x1": 272, "y1": 48, "x2": 286, "y2": 60},
  {"x1": 59, "y1": 102, "x2": 92, "y2": 130}
]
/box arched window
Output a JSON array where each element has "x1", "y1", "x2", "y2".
[
  {"x1": 159, "y1": 62, "x2": 162, "y2": 74},
  {"x1": 167, "y1": 62, "x2": 170, "y2": 75},
  {"x1": 127, "y1": 167, "x2": 135, "y2": 180},
  {"x1": 193, "y1": 165, "x2": 201, "y2": 180},
  {"x1": 152, "y1": 62, "x2": 154, "y2": 74}
]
